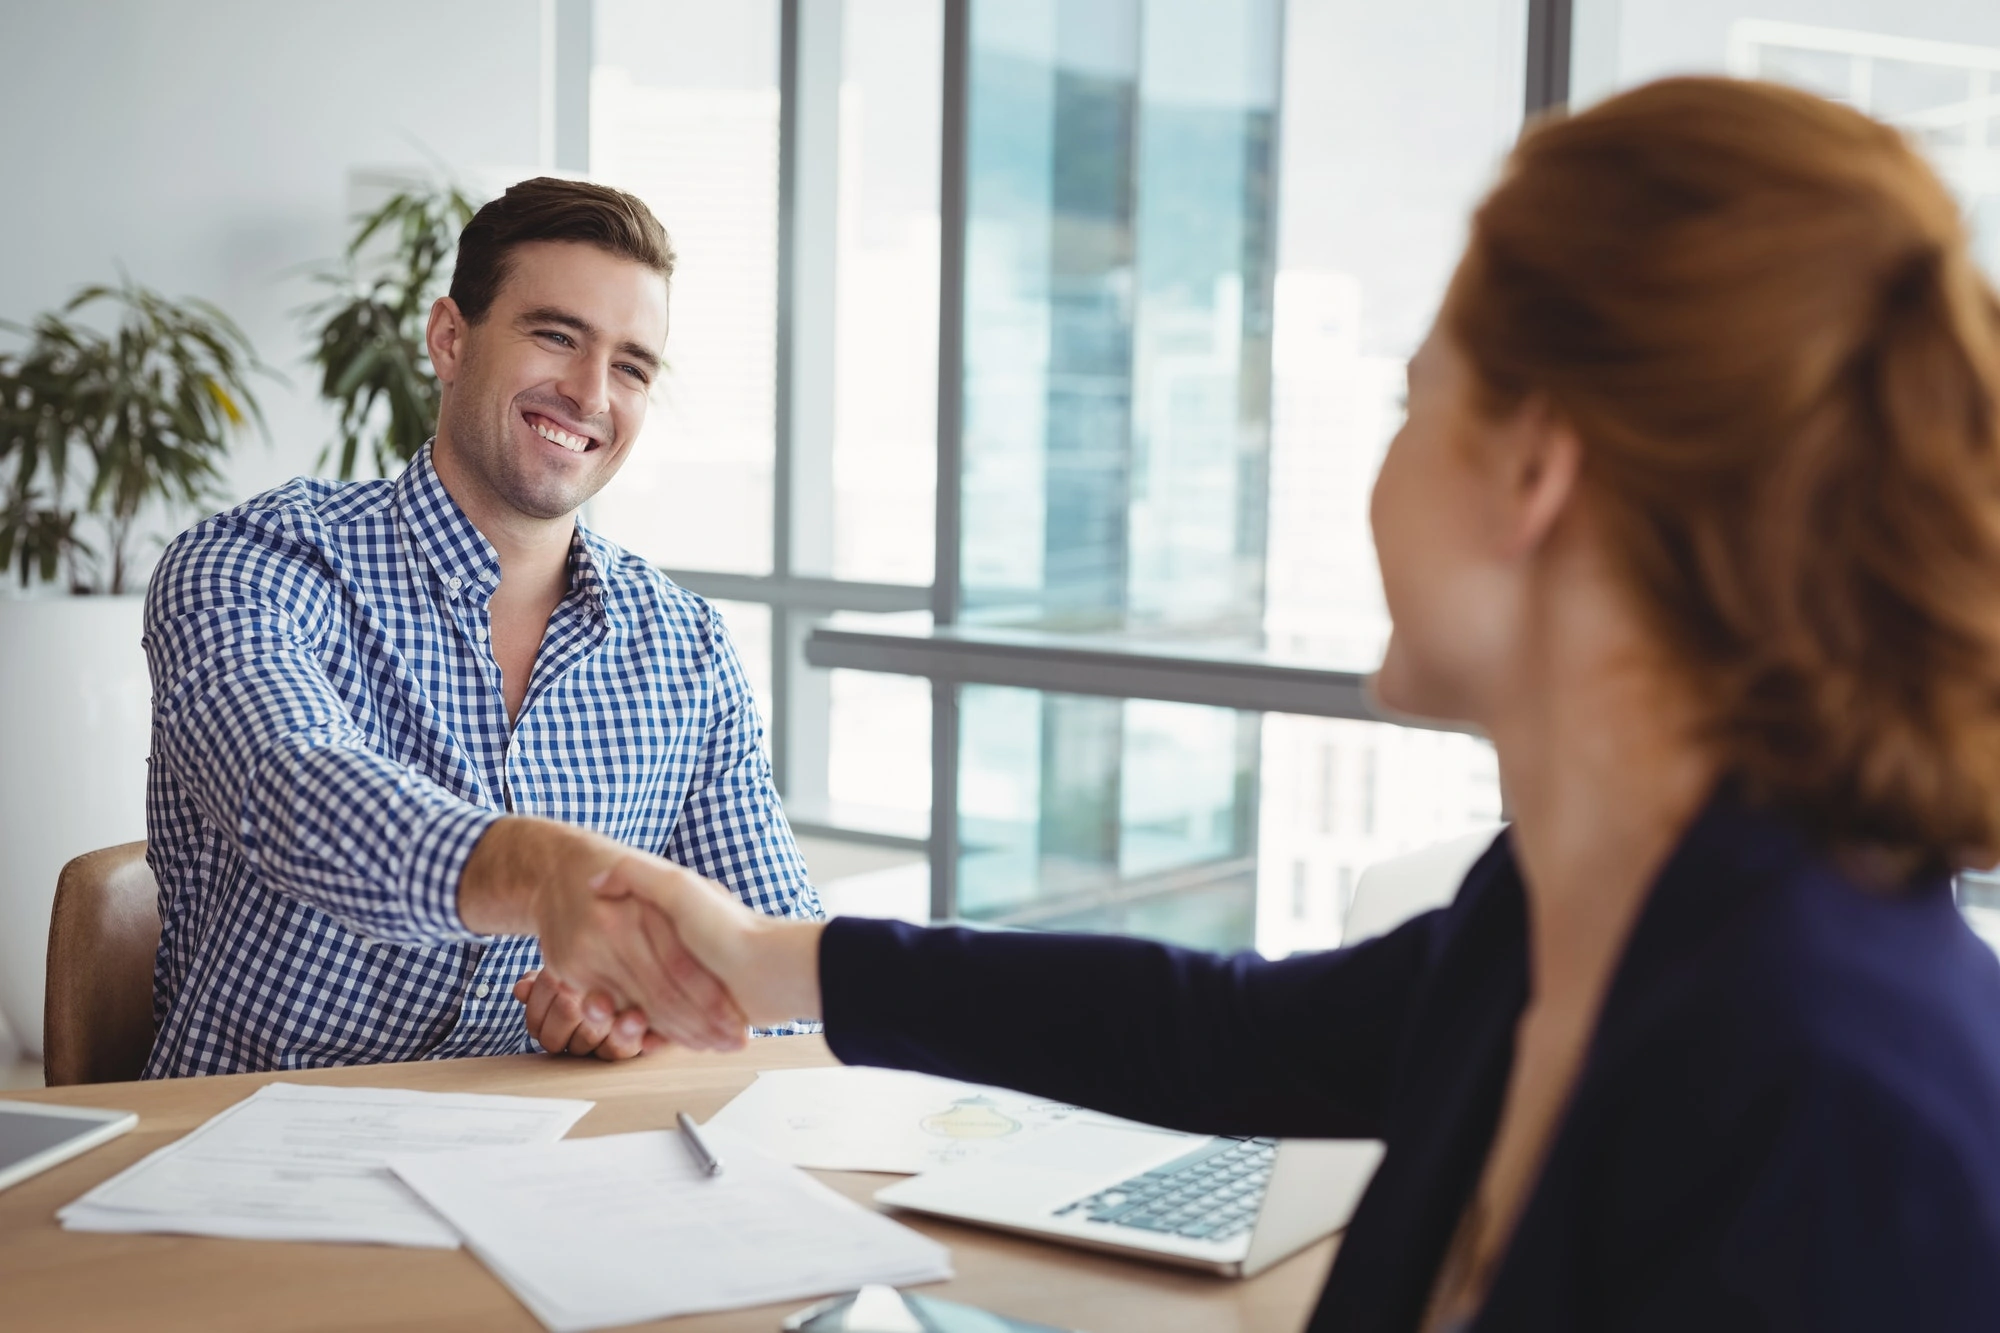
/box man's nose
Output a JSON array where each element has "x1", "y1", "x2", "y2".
[{"x1": 556, "y1": 355, "x2": 613, "y2": 421}]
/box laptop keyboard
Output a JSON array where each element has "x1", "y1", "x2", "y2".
[{"x1": 1050, "y1": 1136, "x2": 1276, "y2": 1244}]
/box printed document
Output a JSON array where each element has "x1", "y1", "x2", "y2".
[
  {"x1": 707, "y1": 1065, "x2": 1131, "y2": 1174},
  {"x1": 391, "y1": 1126, "x2": 953, "y2": 1332},
  {"x1": 59, "y1": 1082, "x2": 592, "y2": 1247}
]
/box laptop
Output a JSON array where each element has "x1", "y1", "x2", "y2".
[{"x1": 874, "y1": 1119, "x2": 1385, "y2": 1277}]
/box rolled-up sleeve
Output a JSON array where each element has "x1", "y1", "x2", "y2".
[{"x1": 145, "y1": 512, "x2": 500, "y2": 945}]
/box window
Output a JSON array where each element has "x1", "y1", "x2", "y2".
[
  {"x1": 1572, "y1": 1, "x2": 2000, "y2": 280},
  {"x1": 589, "y1": 1, "x2": 782, "y2": 575},
  {"x1": 593, "y1": 0, "x2": 1550, "y2": 953},
  {"x1": 830, "y1": 0, "x2": 945, "y2": 585},
  {"x1": 958, "y1": 0, "x2": 1283, "y2": 640},
  {"x1": 901, "y1": 0, "x2": 1517, "y2": 950}
]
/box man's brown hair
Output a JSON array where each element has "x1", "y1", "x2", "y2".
[
  {"x1": 448, "y1": 177, "x2": 675, "y2": 323},
  {"x1": 1449, "y1": 77, "x2": 2000, "y2": 872}
]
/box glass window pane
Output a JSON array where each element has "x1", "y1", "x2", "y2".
[
  {"x1": 1266, "y1": 0, "x2": 1527, "y2": 672},
  {"x1": 832, "y1": 0, "x2": 943, "y2": 585},
  {"x1": 945, "y1": 2, "x2": 1527, "y2": 946},
  {"x1": 827, "y1": 666, "x2": 933, "y2": 836},
  {"x1": 1254, "y1": 715, "x2": 1501, "y2": 956},
  {"x1": 956, "y1": 689, "x2": 1503, "y2": 954},
  {"x1": 588, "y1": 1, "x2": 780, "y2": 574},
  {"x1": 958, "y1": 685, "x2": 1259, "y2": 950},
  {"x1": 1572, "y1": 2, "x2": 2000, "y2": 279},
  {"x1": 958, "y1": 0, "x2": 1283, "y2": 637}
]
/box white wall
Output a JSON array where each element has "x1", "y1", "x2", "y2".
[
  {"x1": 0, "y1": 1, "x2": 554, "y2": 1055},
  {"x1": 0, "y1": 0, "x2": 549, "y2": 508}
]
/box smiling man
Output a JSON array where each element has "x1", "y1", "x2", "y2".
[{"x1": 139, "y1": 178, "x2": 821, "y2": 1077}]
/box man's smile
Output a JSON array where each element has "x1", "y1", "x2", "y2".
[{"x1": 523, "y1": 409, "x2": 602, "y2": 453}]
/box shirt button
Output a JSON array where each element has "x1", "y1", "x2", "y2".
[
  {"x1": 447, "y1": 575, "x2": 463, "y2": 593},
  {"x1": 475, "y1": 983, "x2": 491, "y2": 999}
]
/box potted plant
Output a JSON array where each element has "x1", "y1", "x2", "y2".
[
  {"x1": 0, "y1": 278, "x2": 268, "y2": 1061},
  {"x1": 303, "y1": 182, "x2": 476, "y2": 480}
]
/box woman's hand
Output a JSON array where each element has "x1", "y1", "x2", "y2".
[
  {"x1": 595, "y1": 855, "x2": 828, "y2": 1031},
  {"x1": 512, "y1": 968, "x2": 666, "y2": 1060}
]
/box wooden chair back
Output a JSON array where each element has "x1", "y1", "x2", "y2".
[{"x1": 43, "y1": 840, "x2": 161, "y2": 1086}]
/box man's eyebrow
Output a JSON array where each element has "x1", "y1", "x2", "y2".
[
  {"x1": 516, "y1": 305, "x2": 663, "y2": 372},
  {"x1": 517, "y1": 305, "x2": 595, "y2": 337},
  {"x1": 614, "y1": 339, "x2": 663, "y2": 373}
]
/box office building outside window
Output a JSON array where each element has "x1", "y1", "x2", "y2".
[{"x1": 576, "y1": 1, "x2": 1577, "y2": 954}]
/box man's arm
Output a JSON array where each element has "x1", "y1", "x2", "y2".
[
  {"x1": 147, "y1": 511, "x2": 500, "y2": 944},
  {"x1": 148, "y1": 510, "x2": 745, "y2": 1050}
]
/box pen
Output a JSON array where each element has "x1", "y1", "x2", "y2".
[{"x1": 677, "y1": 1111, "x2": 724, "y2": 1177}]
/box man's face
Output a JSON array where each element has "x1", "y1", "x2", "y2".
[{"x1": 428, "y1": 240, "x2": 668, "y2": 523}]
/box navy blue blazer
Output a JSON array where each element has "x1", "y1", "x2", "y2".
[{"x1": 819, "y1": 792, "x2": 2000, "y2": 1330}]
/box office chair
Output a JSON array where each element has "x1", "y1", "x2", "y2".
[{"x1": 43, "y1": 841, "x2": 160, "y2": 1086}]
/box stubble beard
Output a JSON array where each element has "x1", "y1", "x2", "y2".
[{"x1": 439, "y1": 385, "x2": 608, "y2": 524}]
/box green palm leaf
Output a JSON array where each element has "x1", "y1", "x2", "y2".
[{"x1": 0, "y1": 276, "x2": 273, "y2": 592}]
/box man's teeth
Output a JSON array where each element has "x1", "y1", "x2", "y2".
[{"x1": 531, "y1": 420, "x2": 591, "y2": 452}]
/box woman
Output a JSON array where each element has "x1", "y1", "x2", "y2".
[{"x1": 583, "y1": 77, "x2": 2000, "y2": 1328}]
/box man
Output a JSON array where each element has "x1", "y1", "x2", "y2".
[{"x1": 140, "y1": 177, "x2": 819, "y2": 1077}]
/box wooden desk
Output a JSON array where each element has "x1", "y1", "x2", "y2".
[{"x1": 0, "y1": 1038, "x2": 1334, "y2": 1332}]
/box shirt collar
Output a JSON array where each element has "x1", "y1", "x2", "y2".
[
  {"x1": 567, "y1": 521, "x2": 615, "y2": 616},
  {"x1": 398, "y1": 442, "x2": 617, "y2": 619},
  {"x1": 397, "y1": 443, "x2": 503, "y2": 603}
]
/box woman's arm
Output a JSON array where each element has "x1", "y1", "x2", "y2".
[
  {"x1": 596, "y1": 851, "x2": 1453, "y2": 1141},
  {"x1": 819, "y1": 914, "x2": 1445, "y2": 1140}
]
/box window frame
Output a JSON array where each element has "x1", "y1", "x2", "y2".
[{"x1": 604, "y1": 0, "x2": 1572, "y2": 917}]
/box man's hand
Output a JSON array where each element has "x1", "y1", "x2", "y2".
[
  {"x1": 512, "y1": 968, "x2": 665, "y2": 1060},
  {"x1": 457, "y1": 816, "x2": 752, "y2": 1051}
]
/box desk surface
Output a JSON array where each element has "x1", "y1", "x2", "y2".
[{"x1": 0, "y1": 1038, "x2": 1334, "y2": 1332}]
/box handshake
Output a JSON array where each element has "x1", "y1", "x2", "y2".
[{"x1": 457, "y1": 816, "x2": 827, "y2": 1061}]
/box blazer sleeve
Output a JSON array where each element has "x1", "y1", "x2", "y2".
[{"x1": 819, "y1": 912, "x2": 1446, "y2": 1139}]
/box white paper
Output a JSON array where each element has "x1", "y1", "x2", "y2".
[
  {"x1": 59, "y1": 1082, "x2": 593, "y2": 1247},
  {"x1": 706, "y1": 1066, "x2": 1133, "y2": 1175},
  {"x1": 391, "y1": 1126, "x2": 953, "y2": 1333}
]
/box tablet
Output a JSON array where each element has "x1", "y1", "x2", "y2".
[{"x1": 0, "y1": 1099, "x2": 138, "y2": 1194}]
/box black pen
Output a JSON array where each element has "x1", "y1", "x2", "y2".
[{"x1": 676, "y1": 1111, "x2": 725, "y2": 1176}]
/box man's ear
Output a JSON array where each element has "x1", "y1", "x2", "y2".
[
  {"x1": 1495, "y1": 394, "x2": 1583, "y2": 560},
  {"x1": 426, "y1": 297, "x2": 470, "y2": 387}
]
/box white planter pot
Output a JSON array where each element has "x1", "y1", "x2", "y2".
[{"x1": 0, "y1": 597, "x2": 150, "y2": 1058}]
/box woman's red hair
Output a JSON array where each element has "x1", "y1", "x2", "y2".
[{"x1": 1450, "y1": 76, "x2": 2000, "y2": 870}]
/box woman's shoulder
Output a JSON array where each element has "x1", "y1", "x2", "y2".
[
  {"x1": 1624, "y1": 791, "x2": 2000, "y2": 1077},
  {"x1": 1566, "y1": 822, "x2": 2000, "y2": 1314},
  {"x1": 1588, "y1": 798, "x2": 2000, "y2": 1214},
  {"x1": 1750, "y1": 860, "x2": 2000, "y2": 1145}
]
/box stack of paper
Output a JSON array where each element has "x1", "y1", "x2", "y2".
[
  {"x1": 60, "y1": 1082, "x2": 592, "y2": 1247},
  {"x1": 391, "y1": 1126, "x2": 953, "y2": 1333},
  {"x1": 707, "y1": 1065, "x2": 1132, "y2": 1174}
]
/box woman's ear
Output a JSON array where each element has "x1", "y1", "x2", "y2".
[{"x1": 1494, "y1": 395, "x2": 1583, "y2": 560}]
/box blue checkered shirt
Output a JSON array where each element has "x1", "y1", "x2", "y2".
[{"x1": 141, "y1": 445, "x2": 822, "y2": 1077}]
